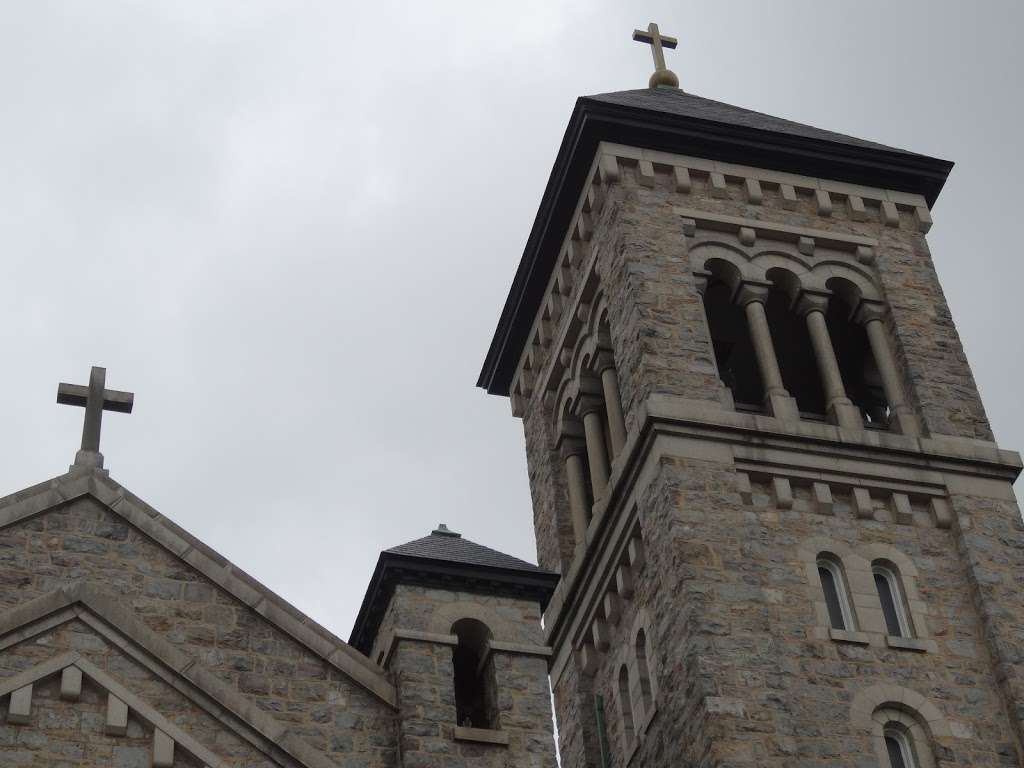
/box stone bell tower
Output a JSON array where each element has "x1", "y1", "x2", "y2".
[{"x1": 479, "y1": 23, "x2": 1024, "y2": 768}]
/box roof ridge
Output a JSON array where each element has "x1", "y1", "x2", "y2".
[
  {"x1": 581, "y1": 86, "x2": 918, "y2": 157},
  {"x1": 385, "y1": 528, "x2": 549, "y2": 573}
]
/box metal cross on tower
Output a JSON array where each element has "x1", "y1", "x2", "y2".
[
  {"x1": 57, "y1": 366, "x2": 134, "y2": 469},
  {"x1": 632, "y1": 22, "x2": 680, "y2": 89}
]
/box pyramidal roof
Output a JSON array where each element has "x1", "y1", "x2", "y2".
[
  {"x1": 585, "y1": 87, "x2": 918, "y2": 157},
  {"x1": 477, "y1": 84, "x2": 954, "y2": 397},
  {"x1": 350, "y1": 525, "x2": 559, "y2": 655},
  {"x1": 383, "y1": 524, "x2": 547, "y2": 573}
]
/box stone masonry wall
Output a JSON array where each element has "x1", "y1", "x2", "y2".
[
  {"x1": 0, "y1": 619, "x2": 272, "y2": 767},
  {"x1": 370, "y1": 585, "x2": 557, "y2": 768},
  {"x1": 520, "y1": 153, "x2": 1020, "y2": 768},
  {"x1": 582, "y1": 455, "x2": 1020, "y2": 767},
  {"x1": 586, "y1": 163, "x2": 995, "y2": 442},
  {"x1": 0, "y1": 496, "x2": 397, "y2": 767}
]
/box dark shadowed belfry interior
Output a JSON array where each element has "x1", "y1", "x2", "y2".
[{"x1": 0, "y1": 22, "x2": 1021, "y2": 768}]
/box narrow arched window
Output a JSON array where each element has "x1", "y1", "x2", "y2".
[
  {"x1": 873, "y1": 562, "x2": 913, "y2": 638},
  {"x1": 884, "y1": 723, "x2": 919, "y2": 768},
  {"x1": 451, "y1": 619, "x2": 497, "y2": 729},
  {"x1": 701, "y1": 277, "x2": 764, "y2": 408},
  {"x1": 635, "y1": 629, "x2": 654, "y2": 718},
  {"x1": 817, "y1": 555, "x2": 855, "y2": 631},
  {"x1": 617, "y1": 664, "x2": 636, "y2": 748}
]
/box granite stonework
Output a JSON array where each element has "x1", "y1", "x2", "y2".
[
  {"x1": 509, "y1": 151, "x2": 1024, "y2": 768},
  {"x1": 370, "y1": 585, "x2": 557, "y2": 768},
  {"x1": 0, "y1": 471, "x2": 560, "y2": 767}
]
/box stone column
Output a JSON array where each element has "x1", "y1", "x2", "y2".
[
  {"x1": 735, "y1": 283, "x2": 798, "y2": 422},
  {"x1": 575, "y1": 394, "x2": 610, "y2": 500},
  {"x1": 797, "y1": 293, "x2": 862, "y2": 430},
  {"x1": 595, "y1": 351, "x2": 627, "y2": 458},
  {"x1": 560, "y1": 437, "x2": 590, "y2": 548},
  {"x1": 853, "y1": 302, "x2": 920, "y2": 435}
]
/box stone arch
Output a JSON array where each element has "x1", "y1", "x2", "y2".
[
  {"x1": 450, "y1": 618, "x2": 498, "y2": 730},
  {"x1": 689, "y1": 242, "x2": 754, "y2": 285},
  {"x1": 751, "y1": 249, "x2": 815, "y2": 284},
  {"x1": 798, "y1": 538, "x2": 870, "y2": 636},
  {"x1": 630, "y1": 611, "x2": 656, "y2": 722},
  {"x1": 850, "y1": 684, "x2": 954, "y2": 740},
  {"x1": 859, "y1": 542, "x2": 929, "y2": 641},
  {"x1": 819, "y1": 263, "x2": 882, "y2": 301},
  {"x1": 427, "y1": 601, "x2": 514, "y2": 640}
]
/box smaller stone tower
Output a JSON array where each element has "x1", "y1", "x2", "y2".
[{"x1": 350, "y1": 525, "x2": 560, "y2": 767}]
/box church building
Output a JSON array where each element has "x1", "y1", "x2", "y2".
[{"x1": 2, "y1": 22, "x2": 1023, "y2": 768}]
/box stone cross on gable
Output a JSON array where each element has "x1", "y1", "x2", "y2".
[
  {"x1": 57, "y1": 366, "x2": 134, "y2": 470},
  {"x1": 632, "y1": 22, "x2": 680, "y2": 89}
]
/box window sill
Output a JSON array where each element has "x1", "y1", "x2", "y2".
[
  {"x1": 453, "y1": 726, "x2": 509, "y2": 746},
  {"x1": 885, "y1": 635, "x2": 931, "y2": 653},
  {"x1": 829, "y1": 628, "x2": 870, "y2": 645}
]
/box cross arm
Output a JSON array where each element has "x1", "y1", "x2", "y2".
[
  {"x1": 57, "y1": 383, "x2": 135, "y2": 413},
  {"x1": 631, "y1": 30, "x2": 678, "y2": 48}
]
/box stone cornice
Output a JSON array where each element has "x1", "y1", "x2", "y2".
[
  {"x1": 481, "y1": 103, "x2": 950, "y2": 398},
  {"x1": 543, "y1": 393, "x2": 1022, "y2": 684},
  {"x1": 0, "y1": 470, "x2": 398, "y2": 709}
]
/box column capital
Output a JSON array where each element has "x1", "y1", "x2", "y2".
[
  {"x1": 794, "y1": 290, "x2": 832, "y2": 317},
  {"x1": 594, "y1": 350, "x2": 616, "y2": 374},
  {"x1": 734, "y1": 280, "x2": 773, "y2": 306},
  {"x1": 559, "y1": 436, "x2": 587, "y2": 460},
  {"x1": 692, "y1": 269, "x2": 713, "y2": 296},
  {"x1": 572, "y1": 394, "x2": 605, "y2": 418},
  {"x1": 853, "y1": 298, "x2": 887, "y2": 325}
]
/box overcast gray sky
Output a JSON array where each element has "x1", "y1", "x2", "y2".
[{"x1": 0, "y1": 1, "x2": 1020, "y2": 641}]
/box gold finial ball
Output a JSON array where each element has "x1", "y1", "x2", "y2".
[{"x1": 649, "y1": 68, "x2": 680, "y2": 89}]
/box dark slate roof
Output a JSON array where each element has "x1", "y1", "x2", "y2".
[
  {"x1": 384, "y1": 526, "x2": 546, "y2": 574},
  {"x1": 477, "y1": 86, "x2": 954, "y2": 396},
  {"x1": 349, "y1": 526, "x2": 559, "y2": 656},
  {"x1": 586, "y1": 88, "x2": 918, "y2": 157}
]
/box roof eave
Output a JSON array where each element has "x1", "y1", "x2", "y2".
[
  {"x1": 477, "y1": 96, "x2": 954, "y2": 397},
  {"x1": 349, "y1": 552, "x2": 560, "y2": 655}
]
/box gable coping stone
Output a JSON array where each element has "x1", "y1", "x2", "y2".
[
  {"x1": 0, "y1": 469, "x2": 397, "y2": 709},
  {"x1": 0, "y1": 583, "x2": 345, "y2": 768}
]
